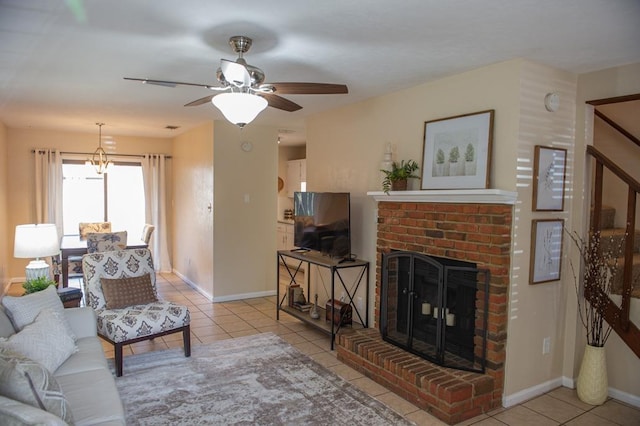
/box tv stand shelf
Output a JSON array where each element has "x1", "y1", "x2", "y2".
[{"x1": 277, "y1": 250, "x2": 369, "y2": 349}]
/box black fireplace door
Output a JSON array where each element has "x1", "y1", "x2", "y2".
[{"x1": 380, "y1": 251, "x2": 444, "y2": 362}]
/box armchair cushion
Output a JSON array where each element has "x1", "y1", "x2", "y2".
[
  {"x1": 101, "y1": 273, "x2": 158, "y2": 309},
  {"x1": 0, "y1": 348, "x2": 74, "y2": 424},
  {"x1": 97, "y1": 301, "x2": 190, "y2": 343}
]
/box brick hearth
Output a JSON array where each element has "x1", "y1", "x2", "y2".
[{"x1": 336, "y1": 200, "x2": 512, "y2": 424}]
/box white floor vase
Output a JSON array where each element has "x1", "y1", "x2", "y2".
[{"x1": 576, "y1": 344, "x2": 608, "y2": 405}]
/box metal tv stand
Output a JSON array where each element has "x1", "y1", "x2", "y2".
[{"x1": 276, "y1": 250, "x2": 369, "y2": 350}]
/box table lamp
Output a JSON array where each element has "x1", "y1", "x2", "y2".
[{"x1": 14, "y1": 223, "x2": 60, "y2": 280}]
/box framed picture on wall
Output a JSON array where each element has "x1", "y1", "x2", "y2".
[
  {"x1": 421, "y1": 110, "x2": 494, "y2": 190},
  {"x1": 532, "y1": 146, "x2": 567, "y2": 211},
  {"x1": 530, "y1": 219, "x2": 564, "y2": 284}
]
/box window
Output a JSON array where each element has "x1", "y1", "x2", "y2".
[{"x1": 62, "y1": 161, "x2": 145, "y2": 238}]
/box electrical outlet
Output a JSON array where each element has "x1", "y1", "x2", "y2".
[
  {"x1": 543, "y1": 337, "x2": 551, "y2": 354},
  {"x1": 357, "y1": 297, "x2": 364, "y2": 312}
]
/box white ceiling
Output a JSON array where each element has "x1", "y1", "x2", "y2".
[{"x1": 1, "y1": 0, "x2": 639, "y2": 145}]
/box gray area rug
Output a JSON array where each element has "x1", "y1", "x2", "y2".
[{"x1": 112, "y1": 332, "x2": 414, "y2": 425}]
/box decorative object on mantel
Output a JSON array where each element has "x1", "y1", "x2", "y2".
[
  {"x1": 380, "y1": 160, "x2": 419, "y2": 194},
  {"x1": 380, "y1": 142, "x2": 394, "y2": 172},
  {"x1": 532, "y1": 145, "x2": 567, "y2": 211},
  {"x1": 421, "y1": 110, "x2": 494, "y2": 190},
  {"x1": 566, "y1": 228, "x2": 628, "y2": 405},
  {"x1": 86, "y1": 122, "x2": 111, "y2": 174}
]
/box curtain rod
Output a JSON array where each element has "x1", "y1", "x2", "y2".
[{"x1": 31, "y1": 150, "x2": 172, "y2": 159}]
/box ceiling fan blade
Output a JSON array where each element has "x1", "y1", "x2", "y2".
[
  {"x1": 220, "y1": 59, "x2": 250, "y2": 87},
  {"x1": 260, "y1": 94, "x2": 302, "y2": 112},
  {"x1": 266, "y1": 82, "x2": 349, "y2": 95},
  {"x1": 123, "y1": 77, "x2": 219, "y2": 90},
  {"x1": 184, "y1": 94, "x2": 215, "y2": 107}
]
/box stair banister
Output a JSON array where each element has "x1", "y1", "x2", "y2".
[{"x1": 586, "y1": 145, "x2": 640, "y2": 357}]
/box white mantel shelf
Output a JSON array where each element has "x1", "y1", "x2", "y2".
[{"x1": 367, "y1": 189, "x2": 518, "y2": 205}]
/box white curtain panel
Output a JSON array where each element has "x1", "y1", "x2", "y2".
[
  {"x1": 142, "y1": 154, "x2": 172, "y2": 272},
  {"x1": 34, "y1": 149, "x2": 63, "y2": 236}
]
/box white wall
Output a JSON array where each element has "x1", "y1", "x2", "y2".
[
  {"x1": 504, "y1": 61, "x2": 577, "y2": 405},
  {"x1": 0, "y1": 121, "x2": 8, "y2": 294},
  {"x1": 172, "y1": 122, "x2": 214, "y2": 297},
  {"x1": 212, "y1": 121, "x2": 279, "y2": 300}
]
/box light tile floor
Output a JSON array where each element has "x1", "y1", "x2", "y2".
[{"x1": 9, "y1": 274, "x2": 640, "y2": 425}]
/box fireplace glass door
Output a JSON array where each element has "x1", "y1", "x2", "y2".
[{"x1": 380, "y1": 251, "x2": 490, "y2": 373}]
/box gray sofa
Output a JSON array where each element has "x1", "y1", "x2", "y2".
[{"x1": 0, "y1": 306, "x2": 125, "y2": 425}]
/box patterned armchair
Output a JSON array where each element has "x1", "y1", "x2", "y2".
[
  {"x1": 86, "y1": 231, "x2": 128, "y2": 253},
  {"x1": 82, "y1": 248, "x2": 191, "y2": 376}
]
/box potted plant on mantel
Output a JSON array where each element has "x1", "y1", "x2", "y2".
[
  {"x1": 381, "y1": 160, "x2": 420, "y2": 194},
  {"x1": 566, "y1": 228, "x2": 627, "y2": 405}
]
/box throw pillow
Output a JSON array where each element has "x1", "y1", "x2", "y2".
[
  {"x1": 0, "y1": 309, "x2": 78, "y2": 373},
  {"x1": 101, "y1": 273, "x2": 158, "y2": 309},
  {"x1": 1, "y1": 285, "x2": 65, "y2": 332},
  {"x1": 0, "y1": 348, "x2": 74, "y2": 424}
]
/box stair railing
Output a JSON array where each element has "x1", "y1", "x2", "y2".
[{"x1": 587, "y1": 145, "x2": 640, "y2": 357}]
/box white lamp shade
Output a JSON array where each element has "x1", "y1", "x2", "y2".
[
  {"x1": 14, "y1": 224, "x2": 60, "y2": 258},
  {"x1": 212, "y1": 93, "x2": 268, "y2": 127}
]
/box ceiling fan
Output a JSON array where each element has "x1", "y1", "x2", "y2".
[{"x1": 124, "y1": 35, "x2": 349, "y2": 127}]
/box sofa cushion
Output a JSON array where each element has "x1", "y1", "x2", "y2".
[
  {"x1": 54, "y1": 337, "x2": 108, "y2": 377},
  {"x1": 56, "y1": 368, "x2": 125, "y2": 425},
  {"x1": 0, "y1": 308, "x2": 16, "y2": 339},
  {"x1": 101, "y1": 273, "x2": 158, "y2": 309},
  {"x1": 0, "y1": 394, "x2": 67, "y2": 426},
  {"x1": 0, "y1": 309, "x2": 78, "y2": 373},
  {"x1": 0, "y1": 348, "x2": 74, "y2": 424},
  {"x1": 1, "y1": 286, "x2": 66, "y2": 332}
]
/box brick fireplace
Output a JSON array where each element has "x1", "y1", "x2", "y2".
[{"x1": 336, "y1": 191, "x2": 514, "y2": 424}]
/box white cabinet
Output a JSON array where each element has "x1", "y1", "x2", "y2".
[
  {"x1": 286, "y1": 159, "x2": 306, "y2": 197},
  {"x1": 277, "y1": 223, "x2": 294, "y2": 250}
]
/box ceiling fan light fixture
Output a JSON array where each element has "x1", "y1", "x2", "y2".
[
  {"x1": 87, "y1": 122, "x2": 111, "y2": 174},
  {"x1": 212, "y1": 92, "x2": 267, "y2": 128}
]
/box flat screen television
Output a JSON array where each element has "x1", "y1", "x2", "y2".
[{"x1": 293, "y1": 192, "x2": 351, "y2": 258}]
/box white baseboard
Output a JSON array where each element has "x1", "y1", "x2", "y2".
[
  {"x1": 503, "y1": 377, "x2": 564, "y2": 407},
  {"x1": 609, "y1": 387, "x2": 640, "y2": 409},
  {"x1": 503, "y1": 376, "x2": 640, "y2": 409},
  {"x1": 171, "y1": 270, "x2": 276, "y2": 303},
  {"x1": 211, "y1": 290, "x2": 276, "y2": 303},
  {"x1": 171, "y1": 270, "x2": 213, "y2": 301}
]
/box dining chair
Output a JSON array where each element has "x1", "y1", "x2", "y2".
[
  {"x1": 141, "y1": 224, "x2": 155, "y2": 244},
  {"x1": 86, "y1": 231, "x2": 128, "y2": 253},
  {"x1": 67, "y1": 222, "x2": 114, "y2": 278},
  {"x1": 82, "y1": 248, "x2": 191, "y2": 376},
  {"x1": 79, "y1": 222, "x2": 112, "y2": 239}
]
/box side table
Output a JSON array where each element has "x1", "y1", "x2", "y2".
[{"x1": 57, "y1": 287, "x2": 83, "y2": 308}]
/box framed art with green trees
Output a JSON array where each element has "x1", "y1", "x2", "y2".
[{"x1": 421, "y1": 110, "x2": 494, "y2": 189}]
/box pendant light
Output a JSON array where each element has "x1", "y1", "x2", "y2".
[{"x1": 87, "y1": 122, "x2": 111, "y2": 174}]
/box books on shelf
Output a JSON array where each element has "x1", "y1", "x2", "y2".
[{"x1": 292, "y1": 303, "x2": 313, "y2": 312}]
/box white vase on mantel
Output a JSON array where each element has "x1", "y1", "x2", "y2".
[{"x1": 576, "y1": 344, "x2": 608, "y2": 405}]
